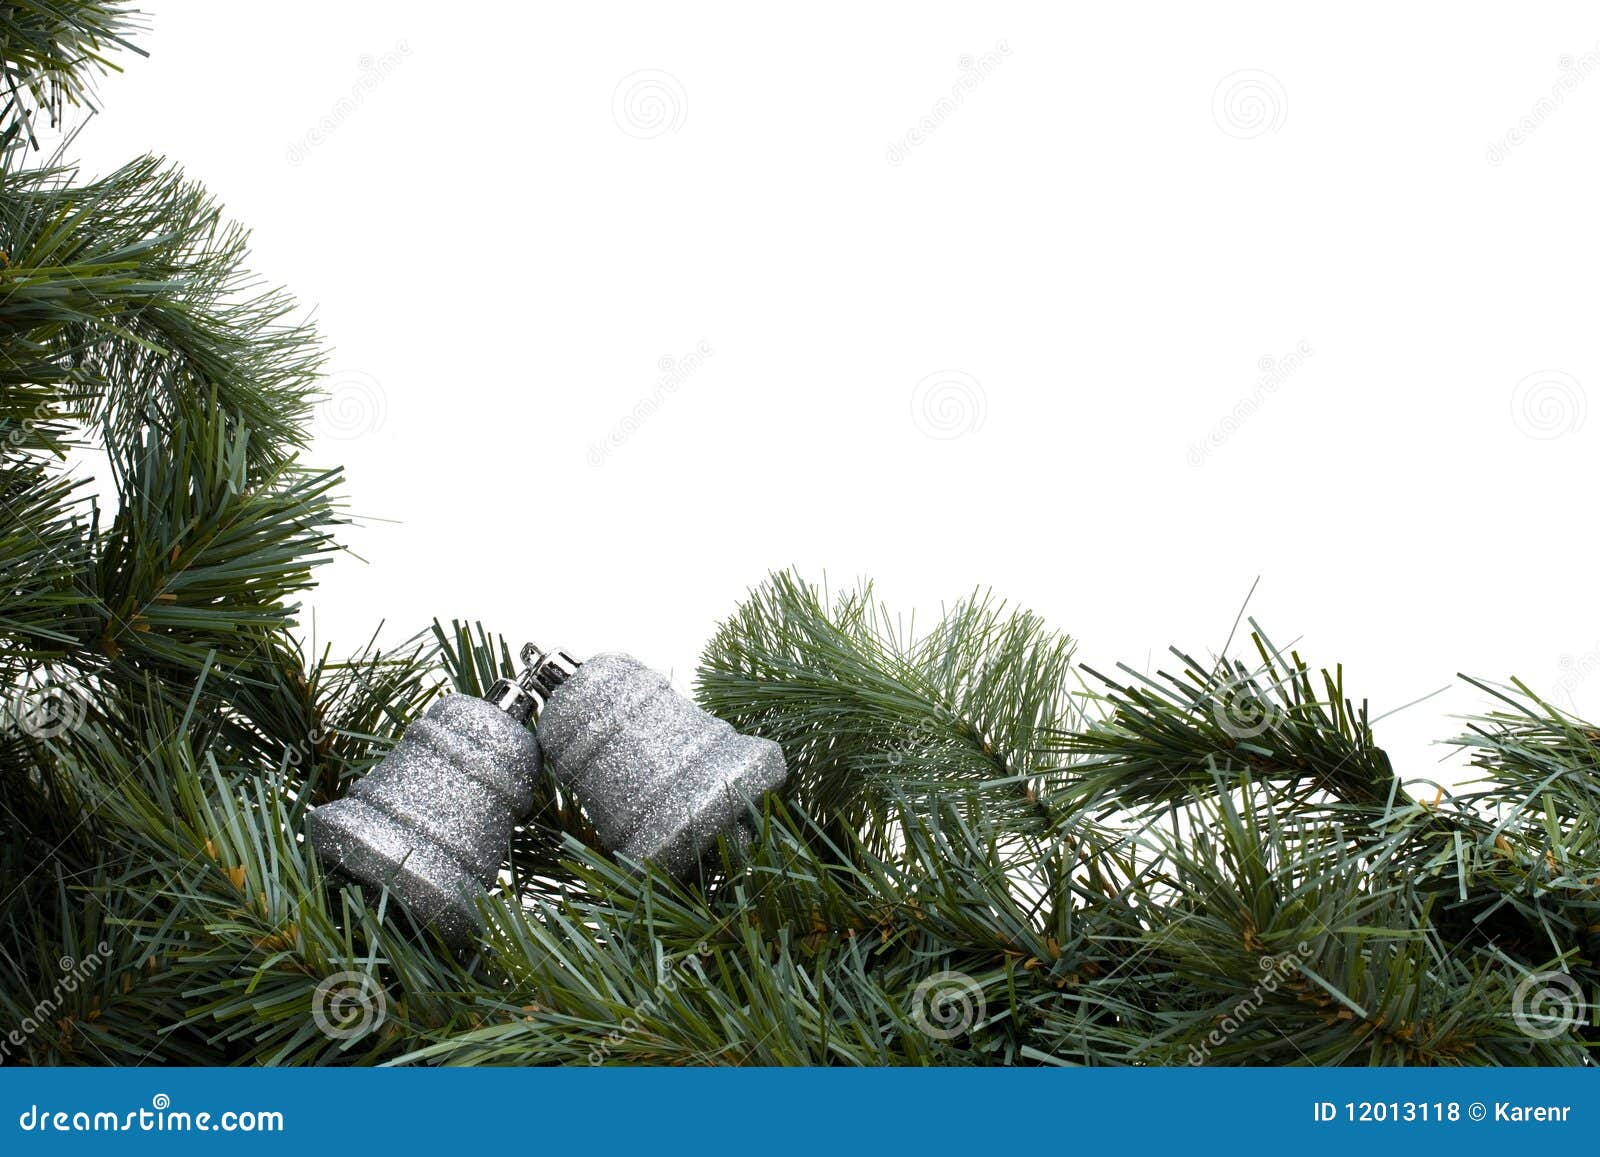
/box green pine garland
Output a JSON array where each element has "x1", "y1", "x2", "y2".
[{"x1": 3, "y1": 6, "x2": 1597, "y2": 1067}]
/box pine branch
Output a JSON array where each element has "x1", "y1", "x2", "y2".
[
  {"x1": 696, "y1": 570, "x2": 1078, "y2": 853},
  {"x1": 0, "y1": 1, "x2": 144, "y2": 156},
  {"x1": 0, "y1": 455, "x2": 96, "y2": 674},
  {"x1": 1, "y1": 155, "x2": 324, "y2": 466},
  {"x1": 1061, "y1": 622, "x2": 1401, "y2": 819}
]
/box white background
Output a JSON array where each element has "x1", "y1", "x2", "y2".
[{"x1": 69, "y1": 2, "x2": 1600, "y2": 785}]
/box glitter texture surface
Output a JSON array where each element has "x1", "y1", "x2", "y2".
[
  {"x1": 537, "y1": 652, "x2": 787, "y2": 875},
  {"x1": 304, "y1": 694, "x2": 541, "y2": 945}
]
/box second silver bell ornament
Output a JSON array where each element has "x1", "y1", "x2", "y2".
[{"x1": 530, "y1": 646, "x2": 789, "y2": 876}]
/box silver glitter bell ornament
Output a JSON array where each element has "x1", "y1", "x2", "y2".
[
  {"x1": 528, "y1": 645, "x2": 788, "y2": 876},
  {"x1": 304, "y1": 654, "x2": 559, "y2": 946}
]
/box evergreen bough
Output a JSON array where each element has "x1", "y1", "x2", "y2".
[{"x1": 2, "y1": 7, "x2": 1595, "y2": 1066}]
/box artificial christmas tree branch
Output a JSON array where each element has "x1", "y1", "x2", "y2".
[
  {"x1": 0, "y1": 1, "x2": 143, "y2": 155},
  {"x1": 1, "y1": 155, "x2": 322, "y2": 464},
  {"x1": 696, "y1": 570, "x2": 1078, "y2": 854},
  {"x1": 1065, "y1": 624, "x2": 1400, "y2": 818}
]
